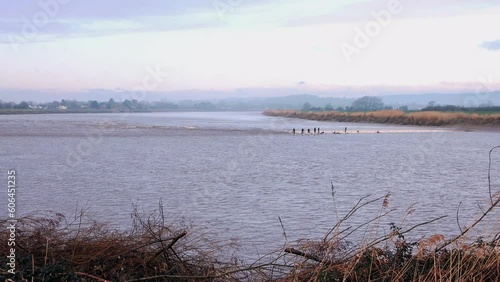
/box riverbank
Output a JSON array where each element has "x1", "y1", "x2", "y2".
[{"x1": 264, "y1": 109, "x2": 500, "y2": 127}]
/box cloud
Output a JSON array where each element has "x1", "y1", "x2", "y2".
[
  {"x1": 480, "y1": 40, "x2": 500, "y2": 51},
  {"x1": 2, "y1": 0, "x2": 500, "y2": 43}
]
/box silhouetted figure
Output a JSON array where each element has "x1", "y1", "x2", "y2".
[
  {"x1": 292, "y1": 128, "x2": 296, "y2": 135},
  {"x1": 313, "y1": 128, "x2": 316, "y2": 134},
  {"x1": 320, "y1": 131, "x2": 324, "y2": 134},
  {"x1": 376, "y1": 131, "x2": 380, "y2": 134},
  {"x1": 307, "y1": 129, "x2": 311, "y2": 134},
  {"x1": 318, "y1": 127, "x2": 320, "y2": 133},
  {"x1": 345, "y1": 127, "x2": 347, "y2": 134},
  {"x1": 301, "y1": 128, "x2": 304, "y2": 134}
]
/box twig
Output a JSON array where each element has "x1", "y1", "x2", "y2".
[
  {"x1": 488, "y1": 146, "x2": 500, "y2": 205},
  {"x1": 324, "y1": 194, "x2": 382, "y2": 241},
  {"x1": 338, "y1": 209, "x2": 395, "y2": 243},
  {"x1": 152, "y1": 230, "x2": 188, "y2": 260},
  {"x1": 437, "y1": 146, "x2": 500, "y2": 251},
  {"x1": 437, "y1": 196, "x2": 500, "y2": 251},
  {"x1": 330, "y1": 180, "x2": 335, "y2": 200},
  {"x1": 31, "y1": 255, "x2": 34, "y2": 282},
  {"x1": 278, "y1": 216, "x2": 288, "y2": 241},
  {"x1": 341, "y1": 215, "x2": 447, "y2": 261},
  {"x1": 44, "y1": 238, "x2": 49, "y2": 268},
  {"x1": 75, "y1": 272, "x2": 110, "y2": 282},
  {"x1": 125, "y1": 262, "x2": 280, "y2": 281},
  {"x1": 456, "y1": 202, "x2": 463, "y2": 233},
  {"x1": 284, "y1": 248, "x2": 325, "y2": 263}
]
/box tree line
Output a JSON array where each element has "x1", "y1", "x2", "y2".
[
  {"x1": 0, "y1": 99, "x2": 223, "y2": 111},
  {"x1": 301, "y1": 96, "x2": 500, "y2": 113},
  {"x1": 302, "y1": 96, "x2": 397, "y2": 112}
]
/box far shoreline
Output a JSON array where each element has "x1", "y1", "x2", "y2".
[{"x1": 0, "y1": 109, "x2": 263, "y2": 115}]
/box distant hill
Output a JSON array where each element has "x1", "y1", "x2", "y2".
[
  {"x1": 213, "y1": 92, "x2": 500, "y2": 110},
  {"x1": 381, "y1": 92, "x2": 500, "y2": 109},
  {"x1": 1, "y1": 89, "x2": 498, "y2": 111},
  {"x1": 214, "y1": 94, "x2": 355, "y2": 110}
]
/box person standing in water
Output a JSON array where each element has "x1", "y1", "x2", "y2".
[
  {"x1": 292, "y1": 128, "x2": 296, "y2": 135},
  {"x1": 313, "y1": 128, "x2": 316, "y2": 134},
  {"x1": 345, "y1": 127, "x2": 347, "y2": 134},
  {"x1": 301, "y1": 128, "x2": 304, "y2": 134}
]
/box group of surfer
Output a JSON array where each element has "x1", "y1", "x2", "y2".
[
  {"x1": 292, "y1": 127, "x2": 349, "y2": 135},
  {"x1": 292, "y1": 127, "x2": 380, "y2": 135}
]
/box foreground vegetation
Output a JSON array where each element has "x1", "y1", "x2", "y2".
[
  {"x1": 2, "y1": 148, "x2": 499, "y2": 281},
  {"x1": 264, "y1": 109, "x2": 500, "y2": 127},
  {"x1": 2, "y1": 193, "x2": 500, "y2": 281}
]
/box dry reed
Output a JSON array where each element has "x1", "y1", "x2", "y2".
[{"x1": 264, "y1": 109, "x2": 500, "y2": 126}]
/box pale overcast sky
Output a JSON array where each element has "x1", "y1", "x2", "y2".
[{"x1": 1, "y1": 0, "x2": 500, "y2": 99}]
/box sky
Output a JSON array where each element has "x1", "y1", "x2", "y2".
[{"x1": 1, "y1": 0, "x2": 500, "y2": 101}]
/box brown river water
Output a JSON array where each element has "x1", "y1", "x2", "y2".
[{"x1": 1, "y1": 111, "x2": 499, "y2": 261}]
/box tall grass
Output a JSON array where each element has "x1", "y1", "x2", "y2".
[{"x1": 263, "y1": 109, "x2": 500, "y2": 126}]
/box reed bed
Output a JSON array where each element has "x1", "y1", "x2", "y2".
[{"x1": 263, "y1": 109, "x2": 500, "y2": 126}]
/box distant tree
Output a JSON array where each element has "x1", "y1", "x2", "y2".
[
  {"x1": 194, "y1": 102, "x2": 216, "y2": 110},
  {"x1": 336, "y1": 106, "x2": 345, "y2": 112},
  {"x1": 1, "y1": 102, "x2": 14, "y2": 109},
  {"x1": 427, "y1": 101, "x2": 437, "y2": 108},
  {"x1": 422, "y1": 104, "x2": 462, "y2": 112},
  {"x1": 301, "y1": 102, "x2": 312, "y2": 111},
  {"x1": 122, "y1": 99, "x2": 133, "y2": 109},
  {"x1": 49, "y1": 101, "x2": 60, "y2": 109},
  {"x1": 479, "y1": 101, "x2": 493, "y2": 108},
  {"x1": 324, "y1": 103, "x2": 334, "y2": 111},
  {"x1": 106, "y1": 98, "x2": 115, "y2": 109},
  {"x1": 150, "y1": 101, "x2": 178, "y2": 109},
  {"x1": 131, "y1": 99, "x2": 141, "y2": 109},
  {"x1": 310, "y1": 107, "x2": 323, "y2": 111},
  {"x1": 350, "y1": 96, "x2": 384, "y2": 111},
  {"x1": 67, "y1": 100, "x2": 81, "y2": 109},
  {"x1": 398, "y1": 105, "x2": 408, "y2": 111},
  {"x1": 89, "y1": 100, "x2": 100, "y2": 109},
  {"x1": 16, "y1": 101, "x2": 30, "y2": 109}
]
